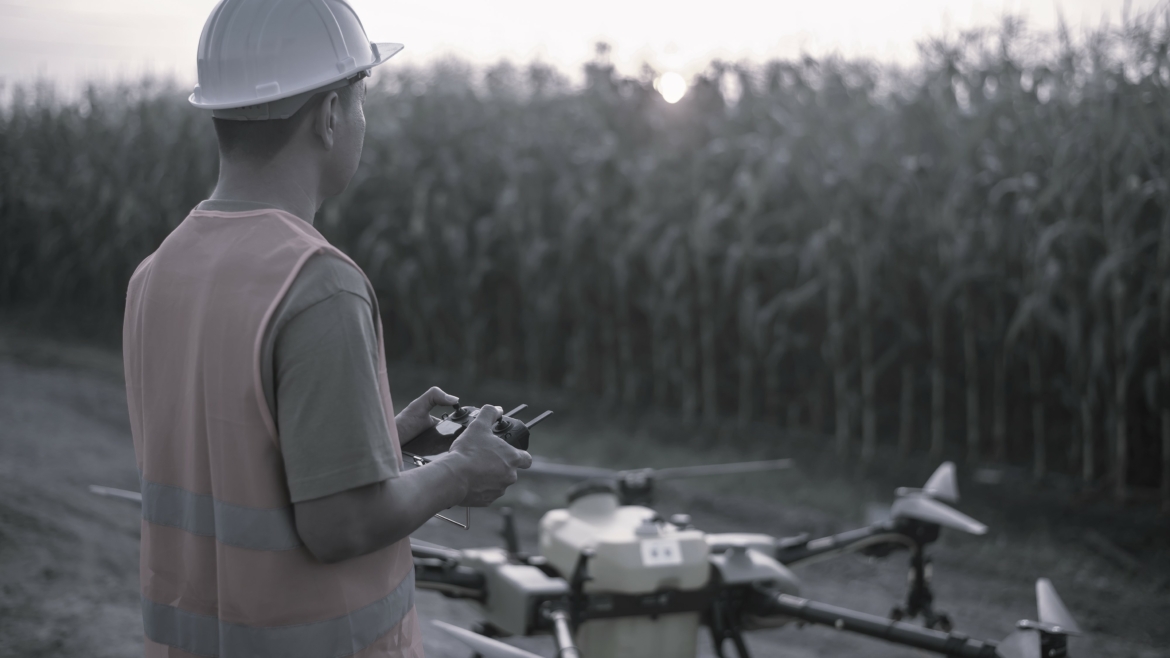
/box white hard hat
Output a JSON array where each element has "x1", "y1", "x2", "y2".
[{"x1": 190, "y1": 0, "x2": 403, "y2": 120}]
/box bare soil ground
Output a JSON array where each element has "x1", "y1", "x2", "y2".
[{"x1": 0, "y1": 329, "x2": 1167, "y2": 658}]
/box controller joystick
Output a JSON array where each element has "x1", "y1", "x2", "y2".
[{"x1": 491, "y1": 416, "x2": 529, "y2": 450}]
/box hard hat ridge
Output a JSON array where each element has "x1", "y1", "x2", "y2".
[{"x1": 190, "y1": 0, "x2": 403, "y2": 120}]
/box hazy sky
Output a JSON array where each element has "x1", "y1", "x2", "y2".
[{"x1": 0, "y1": 0, "x2": 1159, "y2": 92}]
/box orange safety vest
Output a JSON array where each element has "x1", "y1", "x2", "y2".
[{"x1": 123, "y1": 208, "x2": 421, "y2": 658}]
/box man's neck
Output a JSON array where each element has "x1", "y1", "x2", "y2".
[{"x1": 209, "y1": 154, "x2": 321, "y2": 224}]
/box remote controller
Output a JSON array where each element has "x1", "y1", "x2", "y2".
[
  {"x1": 402, "y1": 403, "x2": 551, "y2": 531},
  {"x1": 404, "y1": 403, "x2": 552, "y2": 458}
]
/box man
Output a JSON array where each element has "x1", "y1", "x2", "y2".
[{"x1": 122, "y1": 1, "x2": 531, "y2": 656}]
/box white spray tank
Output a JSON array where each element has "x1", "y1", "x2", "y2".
[{"x1": 538, "y1": 484, "x2": 710, "y2": 658}]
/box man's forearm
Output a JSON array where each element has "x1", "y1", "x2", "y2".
[{"x1": 293, "y1": 453, "x2": 471, "y2": 563}]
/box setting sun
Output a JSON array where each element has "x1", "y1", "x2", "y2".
[{"x1": 654, "y1": 71, "x2": 687, "y2": 103}]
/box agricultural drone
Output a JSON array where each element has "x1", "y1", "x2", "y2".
[{"x1": 93, "y1": 403, "x2": 1082, "y2": 658}]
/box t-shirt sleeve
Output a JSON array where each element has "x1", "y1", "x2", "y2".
[{"x1": 273, "y1": 256, "x2": 399, "y2": 503}]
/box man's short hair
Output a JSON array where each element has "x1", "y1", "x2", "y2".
[{"x1": 212, "y1": 82, "x2": 358, "y2": 162}]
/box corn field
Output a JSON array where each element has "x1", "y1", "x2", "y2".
[{"x1": 3, "y1": 17, "x2": 1170, "y2": 507}]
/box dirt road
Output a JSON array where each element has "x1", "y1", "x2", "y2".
[{"x1": 0, "y1": 336, "x2": 1166, "y2": 657}]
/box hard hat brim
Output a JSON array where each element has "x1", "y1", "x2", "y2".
[
  {"x1": 372, "y1": 42, "x2": 405, "y2": 65},
  {"x1": 189, "y1": 41, "x2": 404, "y2": 111}
]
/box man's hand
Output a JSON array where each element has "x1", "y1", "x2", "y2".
[
  {"x1": 446, "y1": 405, "x2": 533, "y2": 507},
  {"x1": 294, "y1": 402, "x2": 531, "y2": 563},
  {"x1": 395, "y1": 386, "x2": 459, "y2": 444}
]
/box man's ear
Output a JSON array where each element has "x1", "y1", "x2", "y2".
[{"x1": 311, "y1": 91, "x2": 342, "y2": 151}]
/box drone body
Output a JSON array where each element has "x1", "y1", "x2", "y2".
[
  {"x1": 537, "y1": 486, "x2": 800, "y2": 657},
  {"x1": 415, "y1": 459, "x2": 1080, "y2": 658},
  {"x1": 434, "y1": 487, "x2": 804, "y2": 658}
]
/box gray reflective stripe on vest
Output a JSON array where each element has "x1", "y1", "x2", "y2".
[
  {"x1": 143, "y1": 570, "x2": 415, "y2": 658},
  {"x1": 140, "y1": 479, "x2": 303, "y2": 551}
]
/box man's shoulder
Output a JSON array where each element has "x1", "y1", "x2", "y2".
[
  {"x1": 299, "y1": 251, "x2": 368, "y2": 292},
  {"x1": 130, "y1": 251, "x2": 158, "y2": 280},
  {"x1": 264, "y1": 251, "x2": 375, "y2": 352},
  {"x1": 287, "y1": 251, "x2": 372, "y2": 310}
]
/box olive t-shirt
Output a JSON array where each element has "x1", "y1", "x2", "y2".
[{"x1": 195, "y1": 199, "x2": 398, "y2": 503}]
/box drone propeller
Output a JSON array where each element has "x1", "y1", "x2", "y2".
[
  {"x1": 89, "y1": 484, "x2": 142, "y2": 503},
  {"x1": 997, "y1": 579, "x2": 1080, "y2": 658},
  {"x1": 889, "y1": 493, "x2": 988, "y2": 535},
  {"x1": 888, "y1": 462, "x2": 986, "y2": 535},
  {"x1": 526, "y1": 459, "x2": 617, "y2": 479},
  {"x1": 652, "y1": 459, "x2": 794, "y2": 480},
  {"x1": 431, "y1": 621, "x2": 545, "y2": 658},
  {"x1": 996, "y1": 628, "x2": 1042, "y2": 658},
  {"x1": 409, "y1": 538, "x2": 462, "y2": 562},
  {"x1": 922, "y1": 461, "x2": 959, "y2": 503},
  {"x1": 525, "y1": 457, "x2": 793, "y2": 481},
  {"x1": 527, "y1": 457, "x2": 793, "y2": 507},
  {"x1": 895, "y1": 461, "x2": 961, "y2": 503},
  {"x1": 1036, "y1": 577, "x2": 1081, "y2": 634}
]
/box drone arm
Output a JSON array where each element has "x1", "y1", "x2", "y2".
[
  {"x1": 751, "y1": 589, "x2": 1000, "y2": 658},
  {"x1": 543, "y1": 606, "x2": 581, "y2": 658},
  {"x1": 414, "y1": 561, "x2": 487, "y2": 600},
  {"x1": 777, "y1": 524, "x2": 911, "y2": 566}
]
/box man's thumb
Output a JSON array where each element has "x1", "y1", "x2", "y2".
[
  {"x1": 426, "y1": 386, "x2": 458, "y2": 407},
  {"x1": 476, "y1": 404, "x2": 502, "y2": 425}
]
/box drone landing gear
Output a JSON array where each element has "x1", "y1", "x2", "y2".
[
  {"x1": 709, "y1": 616, "x2": 751, "y2": 658},
  {"x1": 708, "y1": 590, "x2": 752, "y2": 658},
  {"x1": 889, "y1": 546, "x2": 952, "y2": 632}
]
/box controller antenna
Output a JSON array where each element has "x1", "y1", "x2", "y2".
[{"x1": 525, "y1": 410, "x2": 554, "y2": 428}]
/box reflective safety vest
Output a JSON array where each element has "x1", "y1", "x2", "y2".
[{"x1": 123, "y1": 208, "x2": 421, "y2": 658}]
